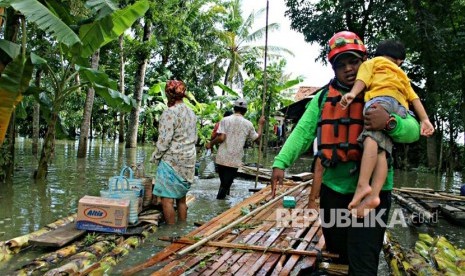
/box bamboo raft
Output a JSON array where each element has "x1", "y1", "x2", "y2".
[
  {"x1": 237, "y1": 165, "x2": 275, "y2": 182},
  {"x1": 392, "y1": 187, "x2": 465, "y2": 226},
  {"x1": 0, "y1": 195, "x2": 195, "y2": 275},
  {"x1": 124, "y1": 179, "x2": 342, "y2": 276}
]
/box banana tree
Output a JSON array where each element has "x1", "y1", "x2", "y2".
[
  {"x1": 0, "y1": 49, "x2": 32, "y2": 146},
  {"x1": 0, "y1": 0, "x2": 149, "y2": 179}
]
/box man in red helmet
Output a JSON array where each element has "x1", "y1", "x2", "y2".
[{"x1": 271, "y1": 31, "x2": 420, "y2": 274}]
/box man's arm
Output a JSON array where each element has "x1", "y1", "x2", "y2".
[
  {"x1": 364, "y1": 104, "x2": 420, "y2": 143},
  {"x1": 206, "y1": 133, "x2": 225, "y2": 149},
  {"x1": 271, "y1": 91, "x2": 321, "y2": 197}
]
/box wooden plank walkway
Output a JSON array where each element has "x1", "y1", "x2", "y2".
[
  {"x1": 29, "y1": 222, "x2": 85, "y2": 247},
  {"x1": 124, "y1": 179, "x2": 339, "y2": 276}
]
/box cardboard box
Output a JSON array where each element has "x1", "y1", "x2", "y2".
[{"x1": 76, "y1": 196, "x2": 130, "y2": 234}]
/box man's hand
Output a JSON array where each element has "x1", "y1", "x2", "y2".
[
  {"x1": 364, "y1": 103, "x2": 390, "y2": 131},
  {"x1": 205, "y1": 142, "x2": 212, "y2": 149},
  {"x1": 271, "y1": 168, "x2": 284, "y2": 198},
  {"x1": 258, "y1": 116, "x2": 266, "y2": 126},
  {"x1": 307, "y1": 198, "x2": 318, "y2": 210}
]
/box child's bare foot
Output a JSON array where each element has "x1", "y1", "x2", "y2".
[
  {"x1": 352, "y1": 195, "x2": 381, "y2": 218},
  {"x1": 348, "y1": 185, "x2": 372, "y2": 210}
]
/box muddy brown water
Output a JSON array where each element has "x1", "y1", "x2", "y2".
[{"x1": 0, "y1": 138, "x2": 463, "y2": 275}]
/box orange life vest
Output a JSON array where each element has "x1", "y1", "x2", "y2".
[{"x1": 317, "y1": 85, "x2": 364, "y2": 167}]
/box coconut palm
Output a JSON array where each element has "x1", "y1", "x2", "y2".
[{"x1": 217, "y1": 0, "x2": 292, "y2": 90}]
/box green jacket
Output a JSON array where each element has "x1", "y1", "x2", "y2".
[{"x1": 273, "y1": 85, "x2": 420, "y2": 194}]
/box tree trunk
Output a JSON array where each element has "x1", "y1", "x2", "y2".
[
  {"x1": 125, "y1": 20, "x2": 152, "y2": 148},
  {"x1": 141, "y1": 117, "x2": 147, "y2": 144},
  {"x1": 426, "y1": 136, "x2": 438, "y2": 169},
  {"x1": 402, "y1": 144, "x2": 409, "y2": 170},
  {"x1": 77, "y1": 50, "x2": 100, "y2": 158},
  {"x1": 118, "y1": 35, "x2": 125, "y2": 143},
  {"x1": 435, "y1": 120, "x2": 444, "y2": 175},
  {"x1": 32, "y1": 69, "x2": 43, "y2": 156},
  {"x1": 461, "y1": 70, "x2": 465, "y2": 166},
  {"x1": 35, "y1": 112, "x2": 58, "y2": 179},
  {"x1": 32, "y1": 102, "x2": 40, "y2": 155},
  {"x1": 447, "y1": 127, "x2": 455, "y2": 176}
]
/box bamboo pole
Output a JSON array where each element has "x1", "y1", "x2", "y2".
[
  {"x1": 391, "y1": 192, "x2": 435, "y2": 222},
  {"x1": 399, "y1": 187, "x2": 435, "y2": 192},
  {"x1": 394, "y1": 188, "x2": 465, "y2": 201},
  {"x1": 254, "y1": 0, "x2": 270, "y2": 189},
  {"x1": 177, "y1": 180, "x2": 311, "y2": 256},
  {"x1": 169, "y1": 238, "x2": 338, "y2": 258},
  {"x1": 437, "y1": 192, "x2": 465, "y2": 201}
]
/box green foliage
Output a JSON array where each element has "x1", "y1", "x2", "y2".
[
  {"x1": 8, "y1": 0, "x2": 81, "y2": 47},
  {"x1": 0, "y1": 139, "x2": 13, "y2": 181},
  {"x1": 83, "y1": 232, "x2": 99, "y2": 246},
  {"x1": 0, "y1": 39, "x2": 21, "y2": 58},
  {"x1": 85, "y1": 0, "x2": 118, "y2": 20},
  {"x1": 184, "y1": 89, "x2": 227, "y2": 146},
  {"x1": 77, "y1": 0, "x2": 149, "y2": 58},
  {"x1": 242, "y1": 56, "x2": 302, "y2": 125},
  {"x1": 0, "y1": 55, "x2": 33, "y2": 99},
  {"x1": 215, "y1": 0, "x2": 290, "y2": 89}
]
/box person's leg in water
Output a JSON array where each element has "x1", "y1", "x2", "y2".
[
  {"x1": 176, "y1": 196, "x2": 187, "y2": 222},
  {"x1": 217, "y1": 165, "x2": 237, "y2": 199},
  {"x1": 353, "y1": 150, "x2": 387, "y2": 217},
  {"x1": 161, "y1": 197, "x2": 176, "y2": 224},
  {"x1": 348, "y1": 136, "x2": 378, "y2": 210}
]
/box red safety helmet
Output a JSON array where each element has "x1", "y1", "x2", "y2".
[{"x1": 328, "y1": 31, "x2": 367, "y2": 62}]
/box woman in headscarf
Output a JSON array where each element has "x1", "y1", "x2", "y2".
[{"x1": 150, "y1": 80, "x2": 197, "y2": 224}]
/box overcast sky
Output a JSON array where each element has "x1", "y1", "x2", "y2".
[{"x1": 242, "y1": 0, "x2": 334, "y2": 88}]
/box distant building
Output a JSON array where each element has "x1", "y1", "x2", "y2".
[
  {"x1": 294, "y1": 86, "x2": 321, "y2": 101},
  {"x1": 272, "y1": 85, "x2": 323, "y2": 147},
  {"x1": 277, "y1": 86, "x2": 323, "y2": 124}
]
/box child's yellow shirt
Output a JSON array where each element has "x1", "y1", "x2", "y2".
[{"x1": 357, "y1": 56, "x2": 419, "y2": 109}]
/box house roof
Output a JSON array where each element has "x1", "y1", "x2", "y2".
[
  {"x1": 294, "y1": 86, "x2": 321, "y2": 101},
  {"x1": 280, "y1": 86, "x2": 324, "y2": 122}
]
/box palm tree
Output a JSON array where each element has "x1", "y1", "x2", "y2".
[{"x1": 217, "y1": 0, "x2": 292, "y2": 90}]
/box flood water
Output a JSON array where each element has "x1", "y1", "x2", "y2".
[{"x1": 0, "y1": 138, "x2": 464, "y2": 275}]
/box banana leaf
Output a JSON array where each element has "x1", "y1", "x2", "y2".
[
  {"x1": 0, "y1": 54, "x2": 32, "y2": 144},
  {"x1": 7, "y1": 0, "x2": 81, "y2": 47},
  {"x1": 85, "y1": 0, "x2": 118, "y2": 20},
  {"x1": 77, "y1": 0, "x2": 149, "y2": 58}
]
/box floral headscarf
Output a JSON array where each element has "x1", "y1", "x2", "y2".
[{"x1": 165, "y1": 80, "x2": 186, "y2": 107}]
